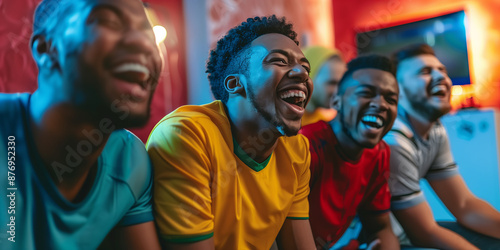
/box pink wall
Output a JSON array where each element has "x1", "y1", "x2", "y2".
[
  {"x1": 0, "y1": 0, "x2": 187, "y2": 142},
  {"x1": 332, "y1": 0, "x2": 500, "y2": 110}
]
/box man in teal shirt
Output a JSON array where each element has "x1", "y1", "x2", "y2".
[{"x1": 0, "y1": 0, "x2": 162, "y2": 249}]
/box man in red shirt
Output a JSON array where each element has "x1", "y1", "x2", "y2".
[{"x1": 300, "y1": 54, "x2": 400, "y2": 249}]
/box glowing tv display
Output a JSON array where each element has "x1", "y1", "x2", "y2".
[{"x1": 357, "y1": 11, "x2": 471, "y2": 85}]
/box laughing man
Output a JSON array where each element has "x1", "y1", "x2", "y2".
[
  {"x1": 300, "y1": 55, "x2": 400, "y2": 249},
  {"x1": 0, "y1": 0, "x2": 163, "y2": 249},
  {"x1": 385, "y1": 43, "x2": 500, "y2": 249},
  {"x1": 146, "y1": 15, "x2": 315, "y2": 249}
]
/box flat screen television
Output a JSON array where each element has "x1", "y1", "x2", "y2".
[{"x1": 356, "y1": 10, "x2": 471, "y2": 85}]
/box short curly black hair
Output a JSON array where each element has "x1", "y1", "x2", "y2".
[
  {"x1": 206, "y1": 15, "x2": 298, "y2": 103},
  {"x1": 338, "y1": 54, "x2": 395, "y2": 95}
]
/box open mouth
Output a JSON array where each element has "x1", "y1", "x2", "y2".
[
  {"x1": 429, "y1": 84, "x2": 448, "y2": 97},
  {"x1": 361, "y1": 115, "x2": 385, "y2": 129},
  {"x1": 279, "y1": 89, "x2": 306, "y2": 109},
  {"x1": 111, "y1": 63, "x2": 150, "y2": 85}
]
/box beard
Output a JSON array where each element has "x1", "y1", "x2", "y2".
[
  {"x1": 65, "y1": 57, "x2": 154, "y2": 130},
  {"x1": 403, "y1": 87, "x2": 451, "y2": 122},
  {"x1": 247, "y1": 82, "x2": 299, "y2": 137}
]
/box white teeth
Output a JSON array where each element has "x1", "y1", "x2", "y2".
[
  {"x1": 431, "y1": 85, "x2": 447, "y2": 95},
  {"x1": 361, "y1": 115, "x2": 383, "y2": 127},
  {"x1": 279, "y1": 90, "x2": 306, "y2": 101},
  {"x1": 113, "y1": 63, "x2": 150, "y2": 80}
]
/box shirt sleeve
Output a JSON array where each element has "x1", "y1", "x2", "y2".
[
  {"x1": 426, "y1": 124, "x2": 459, "y2": 180},
  {"x1": 384, "y1": 131, "x2": 426, "y2": 210},
  {"x1": 117, "y1": 132, "x2": 154, "y2": 226},
  {"x1": 359, "y1": 143, "x2": 391, "y2": 215},
  {"x1": 146, "y1": 117, "x2": 214, "y2": 243},
  {"x1": 287, "y1": 135, "x2": 311, "y2": 219}
]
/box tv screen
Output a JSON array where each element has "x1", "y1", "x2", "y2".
[{"x1": 356, "y1": 10, "x2": 470, "y2": 85}]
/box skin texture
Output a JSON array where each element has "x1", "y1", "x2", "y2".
[
  {"x1": 331, "y1": 68, "x2": 399, "y2": 160},
  {"x1": 393, "y1": 54, "x2": 500, "y2": 249},
  {"x1": 30, "y1": 0, "x2": 162, "y2": 248},
  {"x1": 165, "y1": 33, "x2": 316, "y2": 250},
  {"x1": 307, "y1": 58, "x2": 346, "y2": 111},
  {"x1": 396, "y1": 54, "x2": 451, "y2": 139}
]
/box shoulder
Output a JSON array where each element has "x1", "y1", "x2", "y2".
[
  {"x1": 0, "y1": 93, "x2": 29, "y2": 114},
  {"x1": 299, "y1": 120, "x2": 331, "y2": 149},
  {"x1": 102, "y1": 129, "x2": 152, "y2": 198},
  {"x1": 149, "y1": 101, "x2": 229, "y2": 141},
  {"x1": 429, "y1": 120, "x2": 448, "y2": 140},
  {"x1": 276, "y1": 134, "x2": 310, "y2": 169},
  {"x1": 0, "y1": 93, "x2": 30, "y2": 134},
  {"x1": 384, "y1": 117, "x2": 418, "y2": 152}
]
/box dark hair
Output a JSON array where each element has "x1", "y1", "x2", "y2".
[
  {"x1": 391, "y1": 43, "x2": 436, "y2": 70},
  {"x1": 206, "y1": 15, "x2": 298, "y2": 103},
  {"x1": 337, "y1": 54, "x2": 395, "y2": 94},
  {"x1": 33, "y1": 0, "x2": 70, "y2": 36}
]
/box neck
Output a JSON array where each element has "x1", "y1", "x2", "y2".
[
  {"x1": 401, "y1": 105, "x2": 435, "y2": 140},
  {"x1": 225, "y1": 101, "x2": 280, "y2": 163},
  {"x1": 330, "y1": 117, "x2": 363, "y2": 161},
  {"x1": 30, "y1": 91, "x2": 111, "y2": 202}
]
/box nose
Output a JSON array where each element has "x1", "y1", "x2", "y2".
[
  {"x1": 121, "y1": 28, "x2": 159, "y2": 56},
  {"x1": 288, "y1": 64, "x2": 309, "y2": 82},
  {"x1": 370, "y1": 95, "x2": 388, "y2": 111},
  {"x1": 432, "y1": 69, "x2": 447, "y2": 85}
]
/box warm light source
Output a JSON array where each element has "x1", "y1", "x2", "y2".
[
  {"x1": 153, "y1": 25, "x2": 167, "y2": 44},
  {"x1": 452, "y1": 85, "x2": 463, "y2": 96}
]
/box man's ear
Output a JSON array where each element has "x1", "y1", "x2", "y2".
[
  {"x1": 224, "y1": 74, "x2": 245, "y2": 95},
  {"x1": 31, "y1": 34, "x2": 58, "y2": 69},
  {"x1": 331, "y1": 95, "x2": 341, "y2": 111}
]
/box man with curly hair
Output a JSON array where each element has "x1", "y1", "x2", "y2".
[{"x1": 147, "y1": 15, "x2": 315, "y2": 249}]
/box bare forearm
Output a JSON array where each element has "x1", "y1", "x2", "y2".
[
  {"x1": 458, "y1": 198, "x2": 500, "y2": 239},
  {"x1": 375, "y1": 228, "x2": 399, "y2": 250},
  {"x1": 410, "y1": 225, "x2": 478, "y2": 250}
]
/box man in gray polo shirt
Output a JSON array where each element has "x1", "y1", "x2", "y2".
[{"x1": 384, "y1": 43, "x2": 500, "y2": 249}]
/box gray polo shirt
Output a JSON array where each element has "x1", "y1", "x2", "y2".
[{"x1": 384, "y1": 111, "x2": 459, "y2": 210}]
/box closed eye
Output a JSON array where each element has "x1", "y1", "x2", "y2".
[
  {"x1": 302, "y1": 64, "x2": 311, "y2": 74},
  {"x1": 357, "y1": 90, "x2": 374, "y2": 97},
  {"x1": 385, "y1": 96, "x2": 398, "y2": 105},
  {"x1": 269, "y1": 58, "x2": 288, "y2": 65}
]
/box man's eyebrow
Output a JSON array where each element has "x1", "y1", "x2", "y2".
[
  {"x1": 90, "y1": 4, "x2": 123, "y2": 18},
  {"x1": 268, "y1": 49, "x2": 310, "y2": 65},
  {"x1": 356, "y1": 84, "x2": 376, "y2": 90},
  {"x1": 89, "y1": 4, "x2": 152, "y2": 30}
]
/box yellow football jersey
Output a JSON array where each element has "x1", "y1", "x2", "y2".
[{"x1": 146, "y1": 100, "x2": 310, "y2": 249}]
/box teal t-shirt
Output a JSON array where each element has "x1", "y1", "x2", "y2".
[{"x1": 0, "y1": 93, "x2": 154, "y2": 249}]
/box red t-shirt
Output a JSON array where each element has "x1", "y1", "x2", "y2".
[{"x1": 300, "y1": 121, "x2": 391, "y2": 247}]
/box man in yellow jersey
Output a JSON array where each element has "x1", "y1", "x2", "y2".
[
  {"x1": 146, "y1": 15, "x2": 315, "y2": 249},
  {"x1": 301, "y1": 46, "x2": 346, "y2": 126}
]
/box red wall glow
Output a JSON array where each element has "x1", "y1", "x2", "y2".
[
  {"x1": 332, "y1": 0, "x2": 500, "y2": 110},
  {"x1": 0, "y1": 0, "x2": 187, "y2": 142}
]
